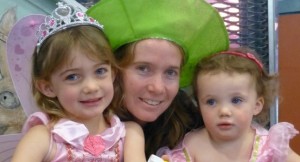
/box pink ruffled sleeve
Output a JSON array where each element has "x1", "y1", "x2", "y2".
[
  {"x1": 257, "y1": 122, "x2": 299, "y2": 162},
  {"x1": 22, "y1": 112, "x2": 49, "y2": 133}
]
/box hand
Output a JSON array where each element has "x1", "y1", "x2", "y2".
[{"x1": 161, "y1": 155, "x2": 169, "y2": 162}]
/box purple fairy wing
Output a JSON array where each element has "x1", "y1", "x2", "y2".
[
  {"x1": 6, "y1": 14, "x2": 45, "y2": 116},
  {"x1": 0, "y1": 14, "x2": 45, "y2": 161},
  {"x1": 0, "y1": 134, "x2": 22, "y2": 162}
]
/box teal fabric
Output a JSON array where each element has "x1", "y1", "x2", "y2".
[{"x1": 87, "y1": 0, "x2": 229, "y2": 87}]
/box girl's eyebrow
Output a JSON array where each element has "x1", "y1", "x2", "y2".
[
  {"x1": 58, "y1": 68, "x2": 79, "y2": 77},
  {"x1": 58, "y1": 61, "x2": 110, "y2": 77}
]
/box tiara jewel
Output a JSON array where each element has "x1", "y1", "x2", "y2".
[{"x1": 36, "y1": 2, "x2": 104, "y2": 53}]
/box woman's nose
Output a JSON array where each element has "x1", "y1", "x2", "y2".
[{"x1": 147, "y1": 75, "x2": 165, "y2": 94}]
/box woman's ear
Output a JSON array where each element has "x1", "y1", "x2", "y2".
[
  {"x1": 35, "y1": 80, "x2": 56, "y2": 98},
  {"x1": 254, "y1": 96, "x2": 264, "y2": 115},
  {"x1": 111, "y1": 69, "x2": 117, "y2": 82}
]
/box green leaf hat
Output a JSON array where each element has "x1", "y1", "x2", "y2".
[{"x1": 87, "y1": 0, "x2": 229, "y2": 87}]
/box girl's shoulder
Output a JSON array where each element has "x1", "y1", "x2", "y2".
[
  {"x1": 123, "y1": 121, "x2": 144, "y2": 141},
  {"x1": 124, "y1": 121, "x2": 143, "y2": 132},
  {"x1": 21, "y1": 124, "x2": 51, "y2": 149},
  {"x1": 12, "y1": 119, "x2": 51, "y2": 162},
  {"x1": 183, "y1": 127, "x2": 208, "y2": 146}
]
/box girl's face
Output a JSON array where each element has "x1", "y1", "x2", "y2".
[
  {"x1": 122, "y1": 39, "x2": 182, "y2": 124},
  {"x1": 196, "y1": 72, "x2": 263, "y2": 141},
  {"x1": 38, "y1": 49, "x2": 115, "y2": 123}
]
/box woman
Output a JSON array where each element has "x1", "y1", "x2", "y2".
[{"x1": 87, "y1": 0, "x2": 229, "y2": 157}]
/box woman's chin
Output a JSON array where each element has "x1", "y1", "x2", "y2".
[{"x1": 135, "y1": 115, "x2": 160, "y2": 125}]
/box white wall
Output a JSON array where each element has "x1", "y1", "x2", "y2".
[{"x1": 0, "y1": 0, "x2": 57, "y2": 20}]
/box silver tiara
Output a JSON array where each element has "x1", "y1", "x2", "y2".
[{"x1": 36, "y1": 2, "x2": 103, "y2": 53}]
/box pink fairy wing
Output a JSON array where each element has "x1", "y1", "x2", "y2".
[
  {"x1": 6, "y1": 14, "x2": 45, "y2": 116},
  {"x1": 0, "y1": 14, "x2": 45, "y2": 161}
]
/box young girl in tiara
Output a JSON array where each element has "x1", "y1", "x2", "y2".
[
  {"x1": 157, "y1": 47, "x2": 300, "y2": 162},
  {"x1": 11, "y1": 3, "x2": 146, "y2": 162}
]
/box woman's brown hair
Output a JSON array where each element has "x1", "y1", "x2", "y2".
[{"x1": 112, "y1": 39, "x2": 204, "y2": 158}]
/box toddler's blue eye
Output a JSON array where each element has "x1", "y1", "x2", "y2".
[
  {"x1": 232, "y1": 97, "x2": 242, "y2": 104},
  {"x1": 206, "y1": 99, "x2": 216, "y2": 106}
]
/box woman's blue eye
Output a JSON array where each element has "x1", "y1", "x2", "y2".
[
  {"x1": 66, "y1": 74, "x2": 78, "y2": 81},
  {"x1": 165, "y1": 69, "x2": 178, "y2": 78},
  {"x1": 232, "y1": 97, "x2": 242, "y2": 104},
  {"x1": 206, "y1": 99, "x2": 216, "y2": 106},
  {"x1": 137, "y1": 65, "x2": 148, "y2": 72},
  {"x1": 136, "y1": 65, "x2": 150, "y2": 74}
]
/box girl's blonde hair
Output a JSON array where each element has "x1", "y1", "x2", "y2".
[
  {"x1": 192, "y1": 47, "x2": 279, "y2": 126},
  {"x1": 32, "y1": 26, "x2": 118, "y2": 123}
]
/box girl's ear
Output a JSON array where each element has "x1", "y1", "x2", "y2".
[
  {"x1": 35, "y1": 80, "x2": 56, "y2": 98},
  {"x1": 254, "y1": 96, "x2": 264, "y2": 115}
]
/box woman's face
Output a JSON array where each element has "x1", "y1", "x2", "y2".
[{"x1": 122, "y1": 39, "x2": 182, "y2": 124}]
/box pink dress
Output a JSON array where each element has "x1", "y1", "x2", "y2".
[
  {"x1": 157, "y1": 122, "x2": 299, "y2": 162},
  {"x1": 22, "y1": 112, "x2": 125, "y2": 162}
]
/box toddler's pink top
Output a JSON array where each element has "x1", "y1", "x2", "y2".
[
  {"x1": 22, "y1": 112, "x2": 125, "y2": 162},
  {"x1": 157, "y1": 122, "x2": 299, "y2": 162}
]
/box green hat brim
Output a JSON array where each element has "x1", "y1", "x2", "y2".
[{"x1": 87, "y1": 0, "x2": 229, "y2": 87}]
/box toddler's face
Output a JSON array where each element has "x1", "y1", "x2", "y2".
[{"x1": 196, "y1": 72, "x2": 263, "y2": 141}]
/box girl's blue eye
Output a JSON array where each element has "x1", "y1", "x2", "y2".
[
  {"x1": 206, "y1": 99, "x2": 216, "y2": 106},
  {"x1": 232, "y1": 97, "x2": 242, "y2": 104},
  {"x1": 96, "y1": 67, "x2": 108, "y2": 76},
  {"x1": 66, "y1": 74, "x2": 78, "y2": 81}
]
